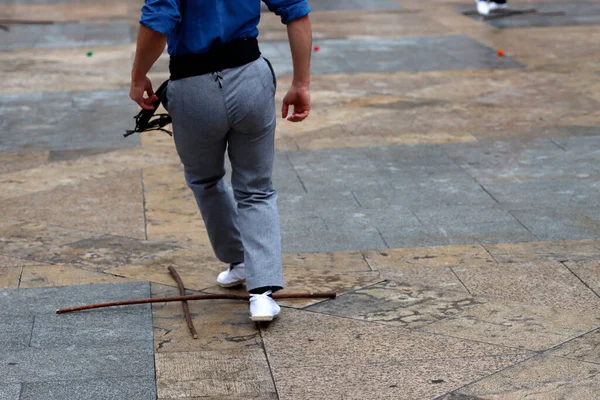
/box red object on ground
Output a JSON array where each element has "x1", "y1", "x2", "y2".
[
  {"x1": 497, "y1": 49, "x2": 505, "y2": 57},
  {"x1": 314, "y1": 45, "x2": 320, "y2": 52}
]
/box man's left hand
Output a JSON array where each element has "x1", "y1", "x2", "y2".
[{"x1": 130, "y1": 76, "x2": 158, "y2": 110}]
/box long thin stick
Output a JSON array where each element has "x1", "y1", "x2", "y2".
[
  {"x1": 56, "y1": 292, "x2": 337, "y2": 314},
  {"x1": 168, "y1": 266, "x2": 198, "y2": 339}
]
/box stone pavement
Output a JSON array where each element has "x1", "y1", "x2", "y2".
[{"x1": 1, "y1": 0, "x2": 600, "y2": 399}]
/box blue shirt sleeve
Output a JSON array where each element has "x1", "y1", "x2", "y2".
[
  {"x1": 139, "y1": 0, "x2": 182, "y2": 35},
  {"x1": 262, "y1": 0, "x2": 310, "y2": 24}
]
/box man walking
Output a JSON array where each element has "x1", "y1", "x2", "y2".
[{"x1": 129, "y1": 0, "x2": 312, "y2": 321}]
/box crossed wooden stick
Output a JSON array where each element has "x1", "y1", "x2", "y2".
[{"x1": 56, "y1": 266, "x2": 337, "y2": 338}]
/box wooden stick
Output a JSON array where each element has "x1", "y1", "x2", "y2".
[
  {"x1": 56, "y1": 291, "x2": 337, "y2": 314},
  {"x1": 168, "y1": 266, "x2": 198, "y2": 339}
]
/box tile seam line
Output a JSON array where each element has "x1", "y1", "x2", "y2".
[
  {"x1": 141, "y1": 168, "x2": 149, "y2": 241},
  {"x1": 560, "y1": 260, "x2": 600, "y2": 299},
  {"x1": 431, "y1": 352, "x2": 538, "y2": 400},
  {"x1": 284, "y1": 151, "x2": 307, "y2": 194},
  {"x1": 506, "y1": 209, "x2": 539, "y2": 240},
  {"x1": 258, "y1": 326, "x2": 281, "y2": 400}
]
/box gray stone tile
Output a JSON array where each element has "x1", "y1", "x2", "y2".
[
  {"x1": 552, "y1": 134, "x2": 600, "y2": 153},
  {"x1": 280, "y1": 212, "x2": 328, "y2": 233},
  {"x1": 282, "y1": 230, "x2": 387, "y2": 253},
  {"x1": 277, "y1": 191, "x2": 360, "y2": 213},
  {"x1": 320, "y1": 206, "x2": 421, "y2": 231},
  {"x1": 443, "y1": 138, "x2": 599, "y2": 184},
  {"x1": 461, "y1": 2, "x2": 600, "y2": 29},
  {"x1": 483, "y1": 179, "x2": 600, "y2": 208},
  {"x1": 0, "y1": 282, "x2": 151, "y2": 316},
  {"x1": 413, "y1": 206, "x2": 515, "y2": 226},
  {"x1": 378, "y1": 225, "x2": 452, "y2": 248},
  {"x1": 0, "y1": 344, "x2": 154, "y2": 384},
  {"x1": 30, "y1": 309, "x2": 153, "y2": 348},
  {"x1": 0, "y1": 316, "x2": 34, "y2": 348},
  {"x1": 425, "y1": 220, "x2": 536, "y2": 244},
  {"x1": 354, "y1": 183, "x2": 497, "y2": 209},
  {"x1": 262, "y1": 35, "x2": 523, "y2": 77},
  {"x1": 510, "y1": 208, "x2": 600, "y2": 241},
  {"x1": 0, "y1": 22, "x2": 132, "y2": 51},
  {"x1": 20, "y1": 376, "x2": 156, "y2": 400},
  {"x1": 0, "y1": 384, "x2": 20, "y2": 400},
  {"x1": 0, "y1": 90, "x2": 137, "y2": 153}
]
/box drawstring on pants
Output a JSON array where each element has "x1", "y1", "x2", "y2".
[{"x1": 212, "y1": 71, "x2": 223, "y2": 88}]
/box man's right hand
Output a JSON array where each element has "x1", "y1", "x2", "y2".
[{"x1": 282, "y1": 85, "x2": 310, "y2": 122}]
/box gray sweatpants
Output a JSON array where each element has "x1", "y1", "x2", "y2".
[{"x1": 165, "y1": 57, "x2": 284, "y2": 292}]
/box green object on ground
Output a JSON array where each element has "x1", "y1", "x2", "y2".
[{"x1": 86, "y1": 51, "x2": 93, "y2": 57}]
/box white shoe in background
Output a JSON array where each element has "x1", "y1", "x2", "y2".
[
  {"x1": 217, "y1": 263, "x2": 246, "y2": 287},
  {"x1": 249, "y1": 290, "x2": 281, "y2": 322},
  {"x1": 476, "y1": 0, "x2": 490, "y2": 15}
]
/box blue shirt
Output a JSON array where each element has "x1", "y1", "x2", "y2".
[{"x1": 140, "y1": 0, "x2": 310, "y2": 56}]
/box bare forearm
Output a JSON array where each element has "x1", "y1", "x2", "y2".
[
  {"x1": 132, "y1": 25, "x2": 167, "y2": 81},
  {"x1": 287, "y1": 15, "x2": 312, "y2": 88}
]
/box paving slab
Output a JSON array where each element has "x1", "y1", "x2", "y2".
[
  {"x1": 0, "y1": 22, "x2": 132, "y2": 50},
  {"x1": 27, "y1": 234, "x2": 178, "y2": 272},
  {"x1": 452, "y1": 261, "x2": 600, "y2": 312},
  {"x1": 0, "y1": 90, "x2": 136, "y2": 153},
  {"x1": 0, "y1": 281, "x2": 150, "y2": 315},
  {"x1": 282, "y1": 229, "x2": 388, "y2": 252},
  {"x1": 461, "y1": 2, "x2": 600, "y2": 29},
  {"x1": 0, "y1": 316, "x2": 34, "y2": 348},
  {"x1": 308, "y1": 280, "x2": 482, "y2": 328},
  {"x1": 261, "y1": 35, "x2": 523, "y2": 77},
  {"x1": 0, "y1": 283, "x2": 155, "y2": 398},
  {"x1": 0, "y1": 384, "x2": 20, "y2": 400},
  {"x1": 0, "y1": 170, "x2": 146, "y2": 239},
  {"x1": 155, "y1": 349, "x2": 275, "y2": 399},
  {"x1": 20, "y1": 377, "x2": 156, "y2": 400},
  {"x1": 448, "y1": 354, "x2": 600, "y2": 400},
  {"x1": 423, "y1": 299, "x2": 600, "y2": 351},
  {"x1": 262, "y1": 308, "x2": 531, "y2": 399},
  {"x1": 510, "y1": 208, "x2": 600, "y2": 241}
]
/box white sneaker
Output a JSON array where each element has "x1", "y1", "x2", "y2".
[
  {"x1": 488, "y1": 2, "x2": 507, "y2": 12},
  {"x1": 217, "y1": 263, "x2": 246, "y2": 287},
  {"x1": 476, "y1": 0, "x2": 490, "y2": 15},
  {"x1": 249, "y1": 290, "x2": 280, "y2": 322}
]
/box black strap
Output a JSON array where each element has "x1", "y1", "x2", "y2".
[{"x1": 124, "y1": 80, "x2": 172, "y2": 138}]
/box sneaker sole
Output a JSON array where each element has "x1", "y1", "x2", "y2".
[
  {"x1": 250, "y1": 314, "x2": 279, "y2": 322},
  {"x1": 218, "y1": 279, "x2": 246, "y2": 288}
]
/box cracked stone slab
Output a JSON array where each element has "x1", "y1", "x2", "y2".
[
  {"x1": 0, "y1": 90, "x2": 137, "y2": 153},
  {"x1": 308, "y1": 280, "x2": 482, "y2": 328},
  {"x1": 261, "y1": 35, "x2": 523, "y2": 77},
  {"x1": 28, "y1": 234, "x2": 179, "y2": 272}
]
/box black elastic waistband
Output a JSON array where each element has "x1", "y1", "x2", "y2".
[{"x1": 169, "y1": 37, "x2": 261, "y2": 81}]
